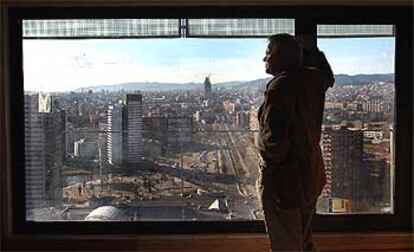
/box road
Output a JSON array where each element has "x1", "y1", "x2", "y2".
[{"x1": 212, "y1": 121, "x2": 262, "y2": 220}]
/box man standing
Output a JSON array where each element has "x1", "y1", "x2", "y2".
[{"x1": 257, "y1": 34, "x2": 332, "y2": 251}]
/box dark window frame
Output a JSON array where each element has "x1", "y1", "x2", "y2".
[{"x1": 7, "y1": 6, "x2": 413, "y2": 235}]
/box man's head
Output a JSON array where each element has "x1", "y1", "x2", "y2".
[{"x1": 263, "y1": 33, "x2": 302, "y2": 76}]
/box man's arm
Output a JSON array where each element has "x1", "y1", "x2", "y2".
[
  {"x1": 260, "y1": 79, "x2": 295, "y2": 165},
  {"x1": 318, "y1": 51, "x2": 335, "y2": 89}
]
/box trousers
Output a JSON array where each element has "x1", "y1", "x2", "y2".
[{"x1": 257, "y1": 166, "x2": 318, "y2": 252}]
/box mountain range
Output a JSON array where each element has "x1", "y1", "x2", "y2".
[{"x1": 75, "y1": 73, "x2": 394, "y2": 92}]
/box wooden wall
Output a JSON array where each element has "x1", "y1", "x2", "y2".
[{"x1": 2, "y1": 233, "x2": 413, "y2": 251}]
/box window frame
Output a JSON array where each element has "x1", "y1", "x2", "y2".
[
  {"x1": 310, "y1": 9, "x2": 412, "y2": 232},
  {"x1": 5, "y1": 5, "x2": 413, "y2": 236}
]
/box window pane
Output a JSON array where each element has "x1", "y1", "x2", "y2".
[
  {"x1": 316, "y1": 27, "x2": 395, "y2": 214},
  {"x1": 23, "y1": 37, "x2": 270, "y2": 221},
  {"x1": 22, "y1": 20, "x2": 397, "y2": 220},
  {"x1": 187, "y1": 19, "x2": 294, "y2": 37},
  {"x1": 23, "y1": 19, "x2": 181, "y2": 38}
]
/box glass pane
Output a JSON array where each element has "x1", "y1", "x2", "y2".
[
  {"x1": 187, "y1": 19, "x2": 294, "y2": 37},
  {"x1": 23, "y1": 19, "x2": 181, "y2": 38},
  {"x1": 317, "y1": 25, "x2": 394, "y2": 37},
  {"x1": 316, "y1": 26, "x2": 395, "y2": 214},
  {"x1": 23, "y1": 37, "x2": 270, "y2": 221}
]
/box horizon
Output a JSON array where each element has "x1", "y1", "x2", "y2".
[
  {"x1": 23, "y1": 37, "x2": 395, "y2": 92},
  {"x1": 23, "y1": 72, "x2": 395, "y2": 93},
  {"x1": 74, "y1": 72, "x2": 395, "y2": 89}
]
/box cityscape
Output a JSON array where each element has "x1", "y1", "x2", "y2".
[{"x1": 25, "y1": 73, "x2": 395, "y2": 221}]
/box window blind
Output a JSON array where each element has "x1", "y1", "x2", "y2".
[
  {"x1": 317, "y1": 25, "x2": 394, "y2": 37},
  {"x1": 187, "y1": 19, "x2": 295, "y2": 37},
  {"x1": 23, "y1": 19, "x2": 181, "y2": 38}
]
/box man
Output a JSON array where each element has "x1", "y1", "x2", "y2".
[{"x1": 257, "y1": 34, "x2": 332, "y2": 251}]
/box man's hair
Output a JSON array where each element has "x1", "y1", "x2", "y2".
[{"x1": 268, "y1": 33, "x2": 303, "y2": 69}]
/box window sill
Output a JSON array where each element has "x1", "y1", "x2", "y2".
[{"x1": 2, "y1": 232, "x2": 413, "y2": 251}]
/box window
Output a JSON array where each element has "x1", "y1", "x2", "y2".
[
  {"x1": 315, "y1": 25, "x2": 396, "y2": 214},
  {"x1": 23, "y1": 18, "x2": 293, "y2": 222},
  {"x1": 6, "y1": 6, "x2": 412, "y2": 235}
]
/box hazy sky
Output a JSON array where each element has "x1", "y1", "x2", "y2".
[{"x1": 23, "y1": 37, "x2": 395, "y2": 92}]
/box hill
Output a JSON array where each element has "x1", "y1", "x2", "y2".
[{"x1": 74, "y1": 73, "x2": 394, "y2": 92}]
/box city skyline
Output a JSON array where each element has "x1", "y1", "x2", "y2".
[
  {"x1": 24, "y1": 78, "x2": 395, "y2": 220},
  {"x1": 23, "y1": 37, "x2": 395, "y2": 92}
]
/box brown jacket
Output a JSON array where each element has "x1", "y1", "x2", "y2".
[
  {"x1": 257, "y1": 67, "x2": 330, "y2": 208},
  {"x1": 303, "y1": 49, "x2": 335, "y2": 88}
]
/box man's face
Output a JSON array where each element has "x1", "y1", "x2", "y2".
[{"x1": 263, "y1": 44, "x2": 278, "y2": 75}]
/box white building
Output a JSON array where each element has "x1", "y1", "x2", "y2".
[{"x1": 107, "y1": 104, "x2": 123, "y2": 166}]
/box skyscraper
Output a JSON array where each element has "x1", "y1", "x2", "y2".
[
  {"x1": 321, "y1": 126, "x2": 363, "y2": 203},
  {"x1": 204, "y1": 76, "x2": 212, "y2": 97},
  {"x1": 107, "y1": 104, "x2": 123, "y2": 166},
  {"x1": 123, "y1": 93, "x2": 143, "y2": 167},
  {"x1": 25, "y1": 93, "x2": 65, "y2": 210}
]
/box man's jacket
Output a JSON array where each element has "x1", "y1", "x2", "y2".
[{"x1": 257, "y1": 67, "x2": 330, "y2": 208}]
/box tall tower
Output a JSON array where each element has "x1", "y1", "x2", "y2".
[
  {"x1": 204, "y1": 76, "x2": 212, "y2": 97},
  {"x1": 123, "y1": 93, "x2": 143, "y2": 167},
  {"x1": 25, "y1": 93, "x2": 65, "y2": 211},
  {"x1": 25, "y1": 94, "x2": 46, "y2": 210},
  {"x1": 321, "y1": 126, "x2": 363, "y2": 202}
]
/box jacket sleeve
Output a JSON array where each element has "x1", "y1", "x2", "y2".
[
  {"x1": 318, "y1": 51, "x2": 335, "y2": 90},
  {"x1": 260, "y1": 79, "x2": 295, "y2": 165}
]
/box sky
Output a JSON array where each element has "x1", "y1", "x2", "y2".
[{"x1": 23, "y1": 37, "x2": 395, "y2": 92}]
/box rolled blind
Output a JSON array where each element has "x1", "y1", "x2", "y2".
[
  {"x1": 317, "y1": 25, "x2": 394, "y2": 37},
  {"x1": 23, "y1": 19, "x2": 181, "y2": 38},
  {"x1": 187, "y1": 19, "x2": 294, "y2": 37},
  {"x1": 23, "y1": 20, "x2": 393, "y2": 39}
]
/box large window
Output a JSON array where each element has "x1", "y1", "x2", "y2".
[
  {"x1": 23, "y1": 21, "x2": 398, "y2": 221},
  {"x1": 6, "y1": 6, "x2": 412, "y2": 235},
  {"x1": 23, "y1": 18, "x2": 293, "y2": 222}
]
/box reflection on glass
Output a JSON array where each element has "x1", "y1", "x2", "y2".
[
  {"x1": 24, "y1": 35, "x2": 395, "y2": 221},
  {"x1": 24, "y1": 38, "x2": 268, "y2": 221}
]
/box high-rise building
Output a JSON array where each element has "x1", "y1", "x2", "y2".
[
  {"x1": 43, "y1": 106, "x2": 66, "y2": 205},
  {"x1": 321, "y1": 126, "x2": 363, "y2": 203},
  {"x1": 25, "y1": 93, "x2": 65, "y2": 210},
  {"x1": 123, "y1": 93, "x2": 143, "y2": 166},
  {"x1": 25, "y1": 94, "x2": 46, "y2": 210},
  {"x1": 204, "y1": 76, "x2": 212, "y2": 97},
  {"x1": 107, "y1": 104, "x2": 123, "y2": 166}
]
